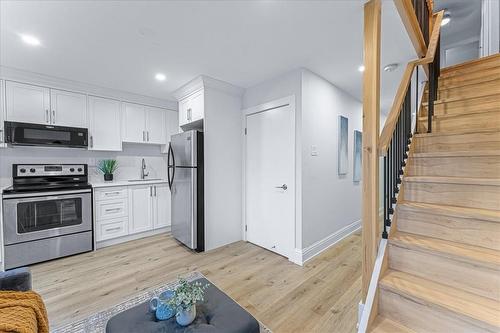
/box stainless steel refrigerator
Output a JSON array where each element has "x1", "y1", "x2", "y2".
[{"x1": 167, "y1": 130, "x2": 204, "y2": 252}]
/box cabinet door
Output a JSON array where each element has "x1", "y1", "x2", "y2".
[
  {"x1": 178, "y1": 98, "x2": 189, "y2": 127},
  {"x1": 122, "y1": 102, "x2": 146, "y2": 143},
  {"x1": 153, "y1": 184, "x2": 171, "y2": 229},
  {"x1": 0, "y1": 80, "x2": 5, "y2": 146},
  {"x1": 189, "y1": 89, "x2": 204, "y2": 122},
  {"x1": 146, "y1": 106, "x2": 166, "y2": 144},
  {"x1": 128, "y1": 185, "x2": 153, "y2": 234},
  {"x1": 50, "y1": 89, "x2": 87, "y2": 127},
  {"x1": 5, "y1": 81, "x2": 50, "y2": 124},
  {"x1": 88, "y1": 96, "x2": 121, "y2": 151}
]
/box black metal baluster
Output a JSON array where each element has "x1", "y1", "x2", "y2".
[{"x1": 383, "y1": 155, "x2": 388, "y2": 239}]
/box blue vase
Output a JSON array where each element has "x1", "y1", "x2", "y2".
[
  {"x1": 176, "y1": 304, "x2": 196, "y2": 326},
  {"x1": 149, "y1": 290, "x2": 175, "y2": 321}
]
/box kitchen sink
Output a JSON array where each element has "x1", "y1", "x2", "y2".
[{"x1": 127, "y1": 178, "x2": 163, "y2": 182}]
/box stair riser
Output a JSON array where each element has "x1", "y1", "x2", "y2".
[
  {"x1": 439, "y1": 68, "x2": 500, "y2": 89},
  {"x1": 388, "y1": 244, "x2": 500, "y2": 301},
  {"x1": 441, "y1": 57, "x2": 500, "y2": 78},
  {"x1": 423, "y1": 80, "x2": 500, "y2": 103},
  {"x1": 404, "y1": 181, "x2": 500, "y2": 211},
  {"x1": 407, "y1": 156, "x2": 500, "y2": 178},
  {"x1": 420, "y1": 94, "x2": 500, "y2": 117},
  {"x1": 418, "y1": 111, "x2": 500, "y2": 133},
  {"x1": 379, "y1": 288, "x2": 493, "y2": 333},
  {"x1": 397, "y1": 209, "x2": 500, "y2": 250},
  {"x1": 413, "y1": 131, "x2": 500, "y2": 153}
]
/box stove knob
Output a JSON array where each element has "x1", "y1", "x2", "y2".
[
  {"x1": 19, "y1": 168, "x2": 26, "y2": 173},
  {"x1": 70, "y1": 168, "x2": 75, "y2": 172},
  {"x1": 30, "y1": 168, "x2": 36, "y2": 173},
  {"x1": 77, "y1": 168, "x2": 83, "y2": 172}
]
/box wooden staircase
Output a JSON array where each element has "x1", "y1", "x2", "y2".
[{"x1": 370, "y1": 54, "x2": 500, "y2": 332}]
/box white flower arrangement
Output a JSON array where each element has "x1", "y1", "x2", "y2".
[{"x1": 168, "y1": 278, "x2": 210, "y2": 311}]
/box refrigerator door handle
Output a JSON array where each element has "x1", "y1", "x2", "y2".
[{"x1": 167, "y1": 142, "x2": 175, "y2": 191}]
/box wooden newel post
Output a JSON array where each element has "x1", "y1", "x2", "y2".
[{"x1": 362, "y1": 0, "x2": 381, "y2": 303}]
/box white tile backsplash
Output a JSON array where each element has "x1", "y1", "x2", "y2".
[{"x1": 0, "y1": 143, "x2": 167, "y2": 187}]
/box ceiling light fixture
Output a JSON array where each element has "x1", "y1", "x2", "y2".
[
  {"x1": 383, "y1": 63, "x2": 399, "y2": 72},
  {"x1": 358, "y1": 65, "x2": 365, "y2": 72},
  {"x1": 155, "y1": 73, "x2": 166, "y2": 81},
  {"x1": 20, "y1": 34, "x2": 41, "y2": 46},
  {"x1": 441, "y1": 11, "x2": 451, "y2": 26}
]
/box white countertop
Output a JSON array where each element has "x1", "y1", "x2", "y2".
[{"x1": 91, "y1": 178, "x2": 169, "y2": 188}]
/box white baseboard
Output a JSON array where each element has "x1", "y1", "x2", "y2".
[
  {"x1": 293, "y1": 220, "x2": 361, "y2": 265},
  {"x1": 96, "y1": 226, "x2": 170, "y2": 249}
]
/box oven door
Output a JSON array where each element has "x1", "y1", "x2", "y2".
[
  {"x1": 4, "y1": 121, "x2": 88, "y2": 148},
  {"x1": 2, "y1": 189, "x2": 92, "y2": 245}
]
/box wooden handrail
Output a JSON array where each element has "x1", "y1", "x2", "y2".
[
  {"x1": 378, "y1": 10, "x2": 444, "y2": 156},
  {"x1": 393, "y1": 0, "x2": 428, "y2": 58}
]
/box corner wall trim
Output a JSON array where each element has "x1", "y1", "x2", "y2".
[{"x1": 293, "y1": 219, "x2": 361, "y2": 265}]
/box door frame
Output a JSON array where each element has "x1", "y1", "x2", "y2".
[{"x1": 241, "y1": 95, "x2": 297, "y2": 261}]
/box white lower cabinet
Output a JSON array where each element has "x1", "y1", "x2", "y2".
[{"x1": 94, "y1": 182, "x2": 170, "y2": 246}]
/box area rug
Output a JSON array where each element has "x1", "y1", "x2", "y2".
[{"x1": 51, "y1": 271, "x2": 271, "y2": 333}]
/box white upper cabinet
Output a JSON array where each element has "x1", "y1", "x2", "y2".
[
  {"x1": 5, "y1": 81, "x2": 50, "y2": 124},
  {"x1": 88, "y1": 96, "x2": 122, "y2": 151},
  {"x1": 122, "y1": 102, "x2": 169, "y2": 145},
  {"x1": 49, "y1": 89, "x2": 87, "y2": 128},
  {"x1": 145, "y1": 106, "x2": 166, "y2": 144},
  {"x1": 122, "y1": 102, "x2": 147, "y2": 143},
  {"x1": 178, "y1": 89, "x2": 204, "y2": 127}
]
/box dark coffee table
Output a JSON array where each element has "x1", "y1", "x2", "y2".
[{"x1": 106, "y1": 278, "x2": 260, "y2": 333}]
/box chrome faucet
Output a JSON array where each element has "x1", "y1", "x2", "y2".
[{"x1": 141, "y1": 158, "x2": 149, "y2": 179}]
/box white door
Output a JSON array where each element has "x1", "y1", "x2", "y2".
[
  {"x1": 146, "y1": 106, "x2": 166, "y2": 144},
  {"x1": 189, "y1": 89, "x2": 204, "y2": 122},
  {"x1": 88, "y1": 96, "x2": 121, "y2": 151},
  {"x1": 122, "y1": 102, "x2": 146, "y2": 143},
  {"x1": 5, "y1": 81, "x2": 50, "y2": 124},
  {"x1": 153, "y1": 184, "x2": 171, "y2": 229},
  {"x1": 50, "y1": 89, "x2": 87, "y2": 127},
  {"x1": 245, "y1": 103, "x2": 295, "y2": 258},
  {"x1": 128, "y1": 185, "x2": 153, "y2": 234}
]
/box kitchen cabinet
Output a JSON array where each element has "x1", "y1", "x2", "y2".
[
  {"x1": 178, "y1": 89, "x2": 204, "y2": 127},
  {"x1": 5, "y1": 81, "x2": 50, "y2": 124},
  {"x1": 0, "y1": 80, "x2": 5, "y2": 147},
  {"x1": 128, "y1": 185, "x2": 153, "y2": 234},
  {"x1": 161, "y1": 110, "x2": 179, "y2": 153},
  {"x1": 49, "y1": 89, "x2": 87, "y2": 128},
  {"x1": 122, "y1": 103, "x2": 168, "y2": 145},
  {"x1": 5, "y1": 81, "x2": 87, "y2": 127},
  {"x1": 153, "y1": 184, "x2": 171, "y2": 229},
  {"x1": 94, "y1": 186, "x2": 129, "y2": 242},
  {"x1": 88, "y1": 96, "x2": 122, "y2": 151}
]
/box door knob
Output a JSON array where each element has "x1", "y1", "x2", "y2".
[{"x1": 275, "y1": 184, "x2": 288, "y2": 190}]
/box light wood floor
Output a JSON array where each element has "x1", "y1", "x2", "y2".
[{"x1": 31, "y1": 231, "x2": 362, "y2": 333}]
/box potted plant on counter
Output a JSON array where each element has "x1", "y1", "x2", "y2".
[
  {"x1": 97, "y1": 159, "x2": 118, "y2": 181},
  {"x1": 168, "y1": 278, "x2": 209, "y2": 326}
]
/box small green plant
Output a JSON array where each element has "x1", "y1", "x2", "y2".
[
  {"x1": 168, "y1": 278, "x2": 209, "y2": 311},
  {"x1": 97, "y1": 159, "x2": 118, "y2": 175}
]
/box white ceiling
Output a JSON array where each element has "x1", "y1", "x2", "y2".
[
  {"x1": 435, "y1": 0, "x2": 481, "y2": 48},
  {"x1": 0, "y1": 0, "x2": 416, "y2": 111}
]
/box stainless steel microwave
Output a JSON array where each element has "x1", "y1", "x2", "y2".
[{"x1": 4, "y1": 121, "x2": 88, "y2": 148}]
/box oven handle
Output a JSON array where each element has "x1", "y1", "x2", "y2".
[{"x1": 2, "y1": 189, "x2": 91, "y2": 200}]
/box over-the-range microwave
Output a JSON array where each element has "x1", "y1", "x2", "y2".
[{"x1": 4, "y1": 121, "x2": 88, "y2": 148}]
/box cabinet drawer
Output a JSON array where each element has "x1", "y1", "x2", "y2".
[
  {"x1": 96, "y1": 217, "x2": 128, "y2": 242},
  {"x1": 95, "y1": 187, "x2": 128, "y2": 201},
  {"x1": 96, "y1": 199, "x2": 127, "y2": 220}
]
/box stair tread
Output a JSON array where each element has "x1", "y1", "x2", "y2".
[
  {"x1": 440, "y1": 54, "x2": 500, "y2": 76},
  {"x1": 370, "y1": 316, "x2": 416, "y2": 333},
  {"x1": 422, "y1": 92, "x2": 500, "y2": 105},
  {"x1": 413, "y1": 128, "x2": 500, "y2": 138},
  {"x1": 380, "y1": 270, "x2": 500, "y2": 328},
  {"x1": 436, "y1": 77, "x2": 500, "y2": 91},
  {"x1": 390, "y1": 231, "x2": 500, "y2": 269},
  {"x1": 399, "y1": 201, "x2": 500, "y2": 223},
  {"x1": 411, "y1": 150, "x2": 500, "y2": 157},
  {"x1": 404, "y1": 176, "x2": 500, "y2": 186},
  {"x1": 418, "y1": 108, "x2": 500, "y2": 120}
]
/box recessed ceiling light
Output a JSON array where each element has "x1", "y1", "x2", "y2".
[
  {"x1": 358, "y1": 65, "x2": 365, "y2": 72},
  {"x1": 155, "y1": 73, "x2": 166, "y2": 81},
  {"x1": 441, "y1": 11, "x2": 451, "y2": 26},
  {"x1": 383, "y1": 63, "x2": 399, "y2": 72},
  {"x1": 20, "y1": 34, "x2": 41, "y2": 46}
]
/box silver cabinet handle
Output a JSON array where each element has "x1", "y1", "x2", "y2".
[
  {"x1": 105, "y1": 226, "x2": 121, "y2": 232},
  {"x1": 275, "y1": 184, "x2": 288, "y2": 190},
  {"x1": 0, "y1": 129, "x2": 3, "y2": 143},
  {"x1": 187, "y1": 108, "x2": 192, "y2": 121},
  {"x1": 52, "y1": 110, "x2": 56, "y2": 124},
  {"x1": 154, "y1": 185, "x2": 157, "y2": 196},
  {"x1": 143, "y1": 130, "x2": 146, "y2": 142},
  {"x1": 90, "y1": 136, "x2": 93, "y2": 148},
  {"x1": 104, "y1": 191, "x2": 120, "y2": 196},
  {"x1": 147, "y1": 131, "x2": 150, "y2": 142},
  {"x1": 150, "y1": 186, "x2": 152, "y2": 197},
  {"x1": 105, "y1": 208, "x2": 121, "y2": 213},
  {"x1": 46, "y1": 109, "x2": 49, "y2": 123}
]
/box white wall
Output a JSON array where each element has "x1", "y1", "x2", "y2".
[
  {"x1": 480, "y1": 0, "x2": 500, "y2": 57},
  {"x1": 300, "y1": 69, "x2": 362, "y2": 248},
  {"x1": 203, "y1": 87, "x2": 243, "y2": 250}
]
